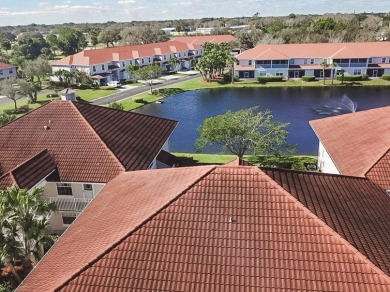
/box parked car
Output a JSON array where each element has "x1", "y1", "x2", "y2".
[{"x1": 106, "y1": 81, "x2": 122, "y2": 88}]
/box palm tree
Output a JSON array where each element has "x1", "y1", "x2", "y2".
[
  {"x1": 169, "y1": 57, "x2": 181, "y2": 72},
  {"x1": 320, "y1": 61, "x2": 329, "y2": 85},
  {"x1": 330, "y1": 62, "x2": 338, "y2": 85},
  {"x1": 0, "y1": 187, "x2": 57, "y2": 283}
]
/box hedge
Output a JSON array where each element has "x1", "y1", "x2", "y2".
[
  {"x1": 302, "y1": 76, "x2": 315, "y2": 82},
  {"x1": 336, "y1": 75, "x2": 363, "y2": 81},
  {"x1": 3, "y1": 105, "x2": 30, "y2": 115},
  {"x1": 382, "y1": 74, "x2": 390, "y2": 81},
  {"x1": 257, "y1": 76, "x2": 284, "y2": 83}
]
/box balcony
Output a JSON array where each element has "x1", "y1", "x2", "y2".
[
  {"x1": 271, "y1": 64, "x2": 289, "y2": 69},
  {"x1": 50, "y1": 197, "x2": 91, "y2": 212},
  {"x1": 350, "y1": 63, "x2": 367, "y2": 67},
  {"x1": 256, "y1": 64, "x2": 271, "y2": 69}
]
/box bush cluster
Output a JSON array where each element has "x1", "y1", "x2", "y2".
[
  {"x1": 302, "y1": 76, "x2": 315, "y2": 82},
  {"x1": 100, "y1": 86, "x2": 117, "y2": 90},
  {"x1": 46, "y1": 93, "x2": 59, "y2": 98},
  {"x1": 257, "y1": 76, "x2": 284, "y2": 83},
  {"x1": 382, "y1": 74, "x2": 390, "y2": 81},
  {"x1": 4, "y1": 105, "x2": 30, "y2": 115},
  {"x1": 223, "y1": 71, "x2": 239, "y2": 83},
  {"x1": 336, "y1": 75, "x2": 365, "y2": 81}
]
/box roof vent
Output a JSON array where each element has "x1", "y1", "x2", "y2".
[
  {"x1": 43, "y1": 125, "x2": 50, "y2": 131},
  {"x1": 228, "y1": 217, "x2": 235, "y2": 223}
]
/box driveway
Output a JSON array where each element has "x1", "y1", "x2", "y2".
[{"x1": 92, "y1": 73, "x2": 200, "y2": 106}]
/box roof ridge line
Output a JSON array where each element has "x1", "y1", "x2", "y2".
[
  {"x1": 70, "y1": 102, "x2": 126, "y2": 172},
  {"x1": 9, "y1": 148, "x2": 50, "y2": 175},
  {"x1": 256, "y1": 167, "x2": 390, "y2": 282},
  {"x1": 365, "y1": 148, "x2": 390, "y2": 176},
  {"x1": 54, "y1": 165, "x2": 217, "y2": 291}
]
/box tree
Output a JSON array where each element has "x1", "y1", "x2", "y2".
[
  {"x1": 197, "y1": 107, "x2": 292, "y2": 159},
  {"x1": 45, "y1": 34, "x2": 59, "y2": 53},
  {"x1": 57, "y1": 27, "x2": 87, "y2": 56},
  {"x1": 127, "y1": 63, "x2": 163, "y2": 93},
  {"x1": 0, "y1": 78, "x2": 24, "y2": 109},
  {"x1": 168, "y1": 57, "x2": 181, "y2": 72},
  {"x1": 120, "y1": 26, "x2": 169, "y2": 45},
  {"x1": 98, "y1": 27, "x2": 121, "y2": 47},
  {"x1": 0, "y1": 111, "x2": 16, "y2": 127},
  {"x1": 320, "y1": 61, "x2": 329, "y2": 85},
  {"x1": 11, "y1": 33, "x2": 49, "y2": 60},
  {"x1": 23, "y1": 57, "x2": 52, "y2": 88},
  {"x1": 0, "y1": 187, "x2": 57, "y2": 283},
  {"x1": 125, "y1": 64, "x2": 141, "y2": 82},
  {"x1": 89, "y1": 28, "x2": 101, "y2": 49}
]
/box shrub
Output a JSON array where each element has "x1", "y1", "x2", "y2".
[
  {"x1": 257, "y1": 76, "x2": 284, "y2": 84},
  {"x1": 223, "y1": 71, "x2": 239, "y2": 83},
  {"x1": 100, "y1": 86, "x2": 117, "y2": 90},
  {"x1": 302, "y1": 76, "x2": 315, "y2": 82},
  {"x1": 382, "y1": 74, "x2": 390, "y2": 81},
  {"x1": 336, "y1": 75, "x2": 363, "y2": 81},
  {"x1": 108, "y1": 102, "x2": 124, "y2": 110},
  {"x1": 46, "y1": 93, "x2": 59, "y2": 98},
  {"x1": 362, "y1": 74, "x2": 369, "y2": 81},
  {"x1": 4, "y1": 105, "x2": 30, "y2": 115},
  {"x1": 78, "y1": 84, "x2": 93, "y2": 90}
]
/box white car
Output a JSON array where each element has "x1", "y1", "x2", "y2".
[{"x1": 106, "y1": 81, "x2": 122, "y2": 88}]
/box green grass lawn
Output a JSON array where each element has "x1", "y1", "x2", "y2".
[
  {"x1": 174, "y1": 152, "x2": 318, "y2": 171},
  {"x1": 76, "y1": 88, "x2": 118, "y2": 102},
  {"x1": 0, "y1": 94, "x2": 55, "y2": 113}
]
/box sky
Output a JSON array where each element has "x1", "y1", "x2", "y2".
[{"x1": 0, "y1": 0, "x2": 389, "y2": 26}]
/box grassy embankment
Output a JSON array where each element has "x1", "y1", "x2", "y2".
[
  {"x1": 174, "y1": 153, "x2": 318, "y2": 171},
  {"x1": 118, "y1": 77, "x2": 390, "y2": 111}
]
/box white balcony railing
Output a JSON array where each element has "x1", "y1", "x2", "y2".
[{"x1": 50, "y1": 197, "x2": 91, "y2": 212}]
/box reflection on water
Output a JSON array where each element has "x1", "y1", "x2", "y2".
[{"x1": 134, "y1": 87, "x2": 390, "y2": 155}]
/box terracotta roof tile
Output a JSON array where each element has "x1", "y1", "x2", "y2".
[
  {"x1": 0, "y1": 173, "x2": 14, "y2": 189},
  {"x1": 237, "y1": 42, "x2": 390, "y2": 60},
  {"x1": 310, "y1": 106, "x2": 390, "y2": 177},
  {"x1": 366, "y1": 149, "x2": 390, "y2": 190},
  {"x1": 0, "y1": 101, "x2": 177, "y2": 184},
  {"x1": 18, "y1": 166, "x2": 390, "y2": 291},
  {"x1": 10, "y1": 149, "x2": 57, "y2": 190},
  {"x1": 53, "y1": 41, "x2": 202, "y2": 66},
  {"x1": 0, "y1": 62, "x2": 15, "y2": 70},
  {"x1": 263, "y1": 167, "x2": 390, "y2": 276}
]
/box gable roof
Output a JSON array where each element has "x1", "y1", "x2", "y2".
[
  {"x1": 18, "y1": 166, "x2": 390, "y2": 291},
  {"x1": 309, "y1": 106, "x2": 390, "y2": 177},
  {"x1": 237, "y1": 42, "x2": 390, "y2": 60},
  {"x1": 171, "y1": 34, "x2": 235, "y2": 45},
  {"x1": 263, "y1": 167, "x2": 390, "y2": 275},
  {"x1": 52, "y1": 41, "x2": 202, "y2": 67},
  {"x1": 0, "y1": 62, "x2": 15, "y2": 70},
  {"x1": 0, "y1": 101, "x2": 177, "y2": 187},
  {"x1": 366, "y1": 149, "x2": 390, "y2": 190}
]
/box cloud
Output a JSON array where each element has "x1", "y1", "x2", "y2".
[{"x1": 118, "y1": 0, "x2": 136, "y2": 3}]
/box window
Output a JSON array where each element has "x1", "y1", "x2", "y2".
[
  {"x1": 93, "y1": 66, "x2": 96, "y2": 72},
  {"x1": 102, "y1": 65, "x2": 105, "y2": 70},
  {"x1": 382, "y1": 58, "x2": 386, "y2": 63},
  {"x1": 353, "y1": 69, "x2": 361, "y2": 75},
  {"x1": 304, "y1": 59, "x2": 308, "y2": 65},
  {"x1": 310, "y1": 59, "x2": 314, "y2": 65},
  {"x1": 62, "y1": 212, "x2": 77, "y2": 225},
  {"x1": 148, "y1": 57, "x2": 151, "y2": 62},
  {"x1": 56, "y1": 183, "x2": 73, "y2": 196},
  {"x1": 164, "y1": 55, "x2": 166, "y2": 60},
  {"x1": 122, "y1": 62, "x2": 125, "y2": 67},
  {"x1": 142, "y1": 59, "x2": 144, "y2": 64},
  {"x1": 236, "y1": 60, "x2": 240, "y2": 65},
  {"x1": 248, "y1": 60, "x2": 252, "y2": 66},
  {"x1": 290, "y1": 59, "x2": 295, "y2": 65},
  {"x1": 9, "y1": 69, "x2": 13, "y2": 74},
  {"x1": 0, "y1": 70, "x2": 3, "y2": 75},
  {"x1": 129, "y1": 60, "x2": 132, "y2": 65},
  {"x1": 368, "y1": 58, "x2": 372, "y2": 64},
  {"x1": 83, "y1": 184, "x2": 93, "y2": 191},
  {"x1": 276, "y1": 72, "x2": 283, "y2": 76}
]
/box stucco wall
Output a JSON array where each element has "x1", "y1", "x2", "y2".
[{"x1": 317, "y1": 142, "x2": 340, "y2": 175}]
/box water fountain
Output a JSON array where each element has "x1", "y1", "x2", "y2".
[{"x1": 312, "y1": 94, "x2": 358, "y2": 116}]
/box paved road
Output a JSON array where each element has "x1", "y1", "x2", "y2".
[{"x1": 92, "y1": 73, "x2": 201, "y2": 105}]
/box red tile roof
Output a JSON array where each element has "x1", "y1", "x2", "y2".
[
  {"x1": 366, "y1": 149, "x2": 390, "y2": 190},
  {"x1": 171, "y1": 34, "x2": 235, "y2": 45},
  {"x1": 0, "y1": 62, "x2": 14, "y2": 70},
  {"x1": 237, "y1": 42, "x2": 390, "y2": 60},
  {"x1": 18, "y1": 166, "x2": 390, "y2": 291},
  {"x1": 0, "y1": 101, "x2": 177, "y2": 186},
  {"x1": 263, "y1": 167, "x2": 390, "y2": 275},
  {"x1": 310, "y1": 106, "x2": 390, "y2": 177},
  {"x1": 53, "y1": 41, "x2": 202, "y2": 66}
]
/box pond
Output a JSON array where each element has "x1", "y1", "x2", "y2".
[{"x1": 133, "y1": 87, "x2": 390, "y2": 155}]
